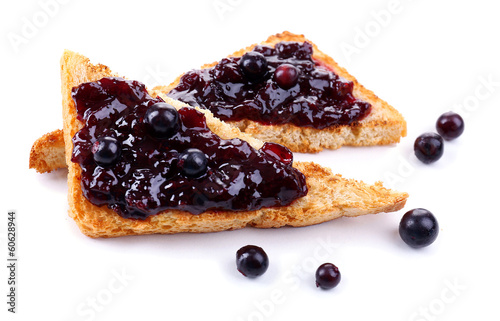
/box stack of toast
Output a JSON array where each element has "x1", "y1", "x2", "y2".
[{"x1": 29, "y1": 32, "x2": 408, "y2": 238}]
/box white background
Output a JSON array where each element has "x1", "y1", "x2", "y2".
[{"x1": 1, "y1": 0, "x2": 500, "y2": 320}]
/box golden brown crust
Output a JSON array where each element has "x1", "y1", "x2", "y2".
[
  {"x1": 29, "y1": 129, "x2": 66, "y2": 173},
  {"x1": 59, "y1": 50, "x2": 407, "y2": 238},
  {"x1": 30, "y1": 31, "x2": 407, "y2": 170},
  {"x1": 153, "y1": 31, "x2": 407, "y2": 153}
]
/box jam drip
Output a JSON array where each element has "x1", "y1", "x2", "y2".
[
  {"x1": 167, "y1": 41, "x2": 371, "y2": 129},
  {"x1": 71, "y1": 77, "x2": 308, "y2": 219}
]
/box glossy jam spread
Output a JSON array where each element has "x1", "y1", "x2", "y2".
[
  {"x1": 71, "y1": 77, "x2": 308, "y2": 219},
  {"x1": 167, "y1": 41, "x2": 371, "y2": 129}
]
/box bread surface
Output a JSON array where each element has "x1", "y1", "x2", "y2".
[
  {"x1": 154, "y1": 31, "x2": 407, "y2": 153},
  {"x1": 29, "y1": 129, "x2": 66, "y2": 173},
  {"x1": 28, "y1": 31, "x2": 407, "y2": 172},
  {"x1": 40, "y1": 49, "x2": 408, "y2": 238}
]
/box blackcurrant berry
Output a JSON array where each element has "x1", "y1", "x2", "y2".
[
  {"x1": 436, "y1": 112, "x2": 464, "y2": 140},
  {"x1": 274, "y1": 64, "x2": 300, "y2": 89},
  {"x1": 315, "y1": 263, "x2": 341, "y2": 290},
  {"x1": 236, "y1": 245, "x2": 269, "y2": 278},
  {"x1": 178, "y1": 148, "x2": 208, "y2": 178},
  {"x1": 399, "y1": 208, "x2": 439, "y2": 248},
  {"x1": 414, "y1": 132, "x2": 444, "y2": 164},
  {"x1": 92, "y1": 136, "x2": 121, "y2": 167},
  {"x1": 144, "y1": 102, "x2": 179, "y2": 138},
  {"x1": 239, "y1": 52, "x2": 268, "y2": 81}
]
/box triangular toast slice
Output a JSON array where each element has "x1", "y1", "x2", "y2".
[
  {"x1": 29, "y1": 31, "x2": 406, "y2": 173},
  {"x1": 155, "y1": 31, "x2": 407, "y2": 153},
  {"x1": 35, "y1": 50, "x2": 407, "y2": 238}
]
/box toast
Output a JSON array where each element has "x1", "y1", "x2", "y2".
[
  {"x1": 35, "y1": 50, "x2": 407, "y2": 238},
  {"x1": 29, "y1": 129, "x2": 66, "y2": 173},
  {"x1": 154, "y1": 31, "x2": 407, "y2": 153},
  {"x1": 29, "y1": 31, "x2": 407, "y2": 173}
]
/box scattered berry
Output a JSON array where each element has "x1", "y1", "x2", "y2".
[
  {"x1": 239, "y1": 52, "x2": 268, "y2": 81},
  {"x1": 315, "y1": 263, "x2": 341, "y2": 290},
  {"x1": 144, "y1": 102, "x2": 180, "y2": 138},
  {"x1": 436, "y1": 112, "x2": 464, "y2": 140},
  {"x1": 92, "y1": 137, "x2": 121, "y2": 167},
  {"x1": 178, "y1": 148, "x2": 208, "y2": 178},
  {"x1": 399, "y1": 208, "x2": 439, "y2": 248},
  {"x1": 414, "y1": 132, "x2": 444, "y2": 164},
  {"x1": 274, "y1": 64, "x2": 300, "y2": 89},
  {"x1": 236, "y1": 245, "x2": 269, "y2": 278}
]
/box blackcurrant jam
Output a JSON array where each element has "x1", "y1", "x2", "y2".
[
  {"x1": 71, "y1": 77, "x2": 308, "y2": 220},
  {"x1": 167, "y1": 41, "x2": 371, "y2": 129}
]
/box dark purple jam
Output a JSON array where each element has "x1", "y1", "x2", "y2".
[
  {"x1": 71, "y1": 77, "x2": 308, "y2": 220},
  {"x1": 167, "y1": 41, "x2": 371, "y2": 129}
]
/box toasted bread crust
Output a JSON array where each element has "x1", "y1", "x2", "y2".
[
  {"x1": 29, "y1": 31, "x2": 407, "y2": 170},
  {"x1": 29, "y1": 129, "x2": 66, "y2": 173},
  {"x1": 154, "y1": 31, "x2": 407, "y2": 153},
  {"x1": 58, "y1": 50, "x2": 407, "y2": 238}
]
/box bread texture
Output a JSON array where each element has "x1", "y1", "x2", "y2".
[
  {"x1": 29, "y1": 129, "x2": 66, "y2": 173},
  {"x1": 29, "y1": 31, "x2": 407, "y2": 169},
  {"x1": 41, "y1": 49, "x2": 408, "y2": 238},
  {"x1": 154, "y1": 31, "x2": 407, "y2": 153}
]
